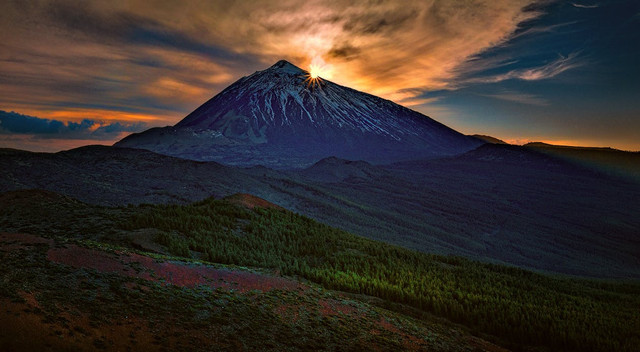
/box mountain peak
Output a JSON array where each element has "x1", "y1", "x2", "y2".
[
  {"x1": 116, "y1": 60, "x2": 482, "y2": 168},
  {"x1": 268, "y1": 60, "x2": 305, "y2": 75}
]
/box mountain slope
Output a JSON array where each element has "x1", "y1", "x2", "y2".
[
  {"x1": 469, "y1": 134, "x2": 508, "y2": 144},
  {"x1": 299, "y1": 157, "x2": 387, "y2": 182},
  {"x1": 115, "y1": 60, "x2": 481, "y2": 168}
]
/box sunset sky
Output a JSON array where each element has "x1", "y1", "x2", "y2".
[{"x1": 1, "y1": 0, "x2": 639, "y2": 151}]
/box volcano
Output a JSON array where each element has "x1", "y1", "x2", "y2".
[{"x1": 115, "y1": 60, "x2": 481, "y2": 168}]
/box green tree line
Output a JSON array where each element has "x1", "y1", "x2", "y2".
[{"x1": 122, "y1": 198, "x2": 640, "y2": 352}]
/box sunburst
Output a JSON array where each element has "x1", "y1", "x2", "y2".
[{"x1": 304, "y1": 63, "x2": 324, "y2": 88}]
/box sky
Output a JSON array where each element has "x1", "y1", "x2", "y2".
[{"x1": 1, "y1": 0, "x2": 639, "y2": 152}]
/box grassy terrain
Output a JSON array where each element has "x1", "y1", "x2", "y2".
[{"x1": 2, "y1": 190, "x2": 638, "y2": 352}]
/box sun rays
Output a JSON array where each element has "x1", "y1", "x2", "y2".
[{"x1": 304, "y1": 57, "x2": 332, "y2": 88}]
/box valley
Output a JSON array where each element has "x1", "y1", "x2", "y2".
[{"x1": 2, "y1": 144, "x2": 639, "y2": 279}]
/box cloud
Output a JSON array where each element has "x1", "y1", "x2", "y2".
[
  {"x1": 0, "y1": 1, "x2": 264, "y2": 129},
  {"x1": 515, "y1": 53, "x2": 583, "y2": 80},
  {"x1": 572, "y1": 3, "x2": 599, "y2": 9},
  {"x1": 327, "y1": 43, "x2": 361, "y2": 61},
  {"x1": 340, "y1": 6, "x2": 419, "y2": 35},
  {"x1": 510, "y1": 21, "x2": 579, "y2": 40},
  {"x1": 300, "y1": 0, "x2": 543, "y2": 96},
  {"x1": 0, "y1": 110, "x2": 147, "y2": 140},
  {"x1": 42, "y1": 1, "x2": 257, "y2": 65},
  {"x1": 464, "y1": 52, "x2": 583, "y2": 84},
  {"x1": 476, "y1": 91, "x2": 549, "y2": 106}
]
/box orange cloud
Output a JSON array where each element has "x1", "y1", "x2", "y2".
[
  {"x1": 1, "y1": 0, "x2": 543, "y2": 121},
  {"x1": 228, "y1": 0, "x2": 542, "y2": 98}
]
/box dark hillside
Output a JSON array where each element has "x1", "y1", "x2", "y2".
[
  {"x1": 2, "y1": 145, "x2": 639, "y2": 278},
  {"x1": 2, "y1": 190, "x2": 639, "y2": 352},
  {"x1": 525, "y1": 142, "x2": 640, "y2": 181}
]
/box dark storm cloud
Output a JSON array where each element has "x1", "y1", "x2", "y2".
[
  {"x1": 0, "y1": 111, "x2": 67, "y2": 134},
  {"x1": 0, "y1": 110, "x2": 147, "y2": 140}
]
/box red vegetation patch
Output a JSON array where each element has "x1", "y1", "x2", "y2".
[
  {"x1": 0, "y1": 297, "x2": 161, "y2": 352},
  {"x1": 18, "y1": 291, "x2": 40, "y2": 309},
  {"x1": 47, "y1": 246, "x2": 153, "y2": 280},
  {"x1": 0, "y1": 232, "x2": 54, "y2": 251},
  {"x1": 466, "y1": 336, "x2": 511, "y2": 352},
  {"x1": 273, "y1": 303, "x2": 301, "y2": 324},
  {"x1": 378, "y1": 318, "x2": 402, "y2": 334},
  {"x1": 318, "y1": 298, "x2": 359, "y2": 317},
  {"x1": 224, "y1": 193, "x2": 284, "y2": 210},
  {"x1": 46, "y1": 244, "x2": 303, "y2": 293},
  {"x1": 3, "y1": 233, "x2": 300, "y2": 294},
  {"x1": 377, "y1": 318, "x2": 428, "y2": 351}
]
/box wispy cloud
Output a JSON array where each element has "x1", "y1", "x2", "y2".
[
  {"x1": 510, "y1": 21, "x2": 579, "y2": 40},
  {"x1": 572, "y1": 3, "x2": 599, "y2": 9},
  {"x1": 476, "y1": 91, "x2": 549, "y2": 106},
  {"x1": 516, "y1": 53, "x2": 583, "y2": 80},
  {"x1": 465, "y1": 52, "x2": 583, "y2": 84}
]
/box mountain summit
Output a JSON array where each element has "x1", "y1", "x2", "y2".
[{"x1": 116, "y1": 60, "x2": 481, "y2": 168}]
